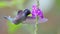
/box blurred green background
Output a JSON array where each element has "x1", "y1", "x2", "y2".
[{"x1": 0, "y1": 0, "x2": 60, "y2": 34}]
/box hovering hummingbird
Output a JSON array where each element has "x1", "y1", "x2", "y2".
[
  {"x1": 4, "y1": 9, "x2": 31, "y2": 25},
  {"x1": 4, "y1": 5, "x2": 48, "y2": 25}
]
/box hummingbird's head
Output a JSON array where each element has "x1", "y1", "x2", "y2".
[{"x1": 24, "y1": 9, "x2": 31, "y2": 16}]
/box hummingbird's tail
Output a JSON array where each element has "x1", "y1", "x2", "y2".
[{"x1": 4, "y1": 16, "x2": 13, "y2": 22}]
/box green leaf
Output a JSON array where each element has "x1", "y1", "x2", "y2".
[{"x1": 7, "y1": 21, "x2": 23, "y2": 34}]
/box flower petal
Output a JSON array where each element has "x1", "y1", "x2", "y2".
[
  {"x1": 31, "y1": 5, "x2": 38, "y2": 17},
  {"x1": 38, "y1": 18, "x2": 48, "y2": 23},
  {"x1": 37, "y1": 9, "x2": 44, "y2": 18}
]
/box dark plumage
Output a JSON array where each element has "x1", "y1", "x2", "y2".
[
  {"x1": 23, "y1": 9, "x2": 31, "y2": 16},
  {"x1": 4, "y1": 9, "x2": 31, "y2": 25}
]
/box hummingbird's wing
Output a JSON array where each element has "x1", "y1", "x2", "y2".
[
  {"x1": 17, "y1": 10, "x2": 23, "y2": 15},
  {"x1": 23, "y1": 16, "x2": 36, "y2": 24},
  {"x1": 23, "y1": 16, "x2": 48, "y2": 24}
]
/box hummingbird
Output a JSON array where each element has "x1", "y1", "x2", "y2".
[
  {"x1": 4, "y1": 9, "x2": 31, "y2": 25},
  {"x1": 4, "y1": 7, "x2": 48, "y2": 25}
]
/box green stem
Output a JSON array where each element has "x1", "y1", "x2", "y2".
[
  {"x1": 35, "y1": 16, "x2": 38, "y2": 34},
  {"x1": 36, "y1": 0, "x2": 40, "y2": 9},
  {"x1": 34, "y1": 0, "x2": 40, "y2": 34}
]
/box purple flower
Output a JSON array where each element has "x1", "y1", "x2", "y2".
[{"x1": 31, "y1": 5, "x2": 48, "y2": 23}]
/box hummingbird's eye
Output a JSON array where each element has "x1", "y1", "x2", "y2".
[{"x1": 24, "y1": 9, "x2": 31, "y2": 16}]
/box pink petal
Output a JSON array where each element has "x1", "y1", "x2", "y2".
[{"x1": 38, "y1": 18, "x2": 48, "y2": 23}]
